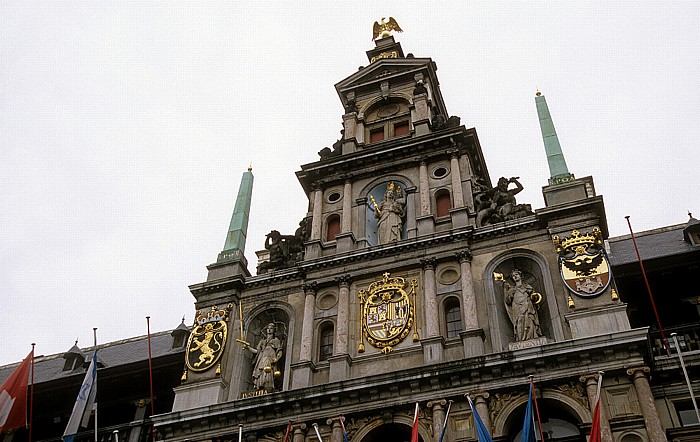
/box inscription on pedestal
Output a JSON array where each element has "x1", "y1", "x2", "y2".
[
  {"x1": 241, "y1": 389, "x2": 271, "y2": 399},
  {"x1": 508, "y1": 336, "x2": 547, "y2": 351}
]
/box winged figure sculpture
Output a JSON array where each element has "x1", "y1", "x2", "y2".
[{"x1": 372, "y1": 17, "x2": 403, "y2": 40}]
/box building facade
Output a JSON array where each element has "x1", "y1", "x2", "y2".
[{"x1": 2, "y1": 30, "x2": 698, "y2": 442}]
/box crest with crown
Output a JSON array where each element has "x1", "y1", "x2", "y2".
[
  {"x1": 553, "y1": 228, "x2": 603, "y2": 255},
  {"x1": 195, "y1": 304, "x2": 232, "y2": 326}
]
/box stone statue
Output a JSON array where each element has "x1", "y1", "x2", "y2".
[
  {"x1": 371, "y1": 182, "x2": 405, "y2": 244},
  {"x1": 243, "y1": 323, "x2": 283, "y2": 391},
  {"x1": 474, "y1": 177, "x2": 534, "y2": 226},
  {"x1": 256, "y1": 218, "x2": 309, "y2": 274},
  {"x1": 501, "y1": 269, "x2": 542, "y2": 342}
]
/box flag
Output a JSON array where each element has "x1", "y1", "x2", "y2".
[
  {"x1": 63, "y1": 352, "x2": 97, "y2": 442},
  {"x1": 410, "y1": 403, "x2": 419, "y2": 442},
  {"x1": 0, "y1": 350, "x2": 33, "y2": 433},
  {"x1": 339, "y1": 416, "x2": 350, "y2": 442},
  {"x1": 438, "y1": 401, "x2": 452, "y2": 442},
  {"x1": 521, "y1": 384, "x2": 535, "y2": 442},
  {"x1": 467, "y1": 396, "x2": 493, "y2": 442},
  {"x1": 589, "y1": 373, "x2": 603, "y2": 442}
]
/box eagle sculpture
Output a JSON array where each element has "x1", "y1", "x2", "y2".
[{"x1": 372, "y1": 17, "x2": 403, "y2": 41}]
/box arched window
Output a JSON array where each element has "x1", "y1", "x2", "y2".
[
  {"x1": 326, "y1": 215, "x2": 341, "y2": 242},
  {"x1": 445, "y1": 298, "x2": 462, "y2": 338},
  {"x1": 319, "y1": 323, "x2": 334, "y2": 362},
  {"x1": 435, "y1": 190, "x2": 452, "y2": 218}
]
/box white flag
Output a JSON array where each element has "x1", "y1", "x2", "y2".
[{"x1": 63, "y1": 352, "x2": 97, "y2": 442}]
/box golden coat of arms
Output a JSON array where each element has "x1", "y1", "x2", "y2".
[
  {"x1": 358, "y1": 272, "x2": 417, "y2": 354},
  {"x1": 553, "y1": 228, "x2": 611, "y2": 298},
  {"x1": 185, "y1": 305, "x2": 231, "y2": 372}
]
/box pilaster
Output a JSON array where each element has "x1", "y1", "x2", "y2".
[
  {"x1": 627, "y1": 366, "x2": 667, "y2": 442},
  {"x1": 580, "y1": 373, "x2": 613, "y2": 442}
]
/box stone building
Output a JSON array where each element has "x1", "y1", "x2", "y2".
[{"x1": 2, "y1": 30, "x2": 698, "y2": 442}]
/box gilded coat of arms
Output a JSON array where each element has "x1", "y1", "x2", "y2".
[
  {"x1": 358, "y1": 272, "x2": 417, "y2": 354},
  {"x1": 185, "y1": 305, "x2": 231, "y2": 372},
  {"x1": 553, "y1": 228, "x2": 611, "y2": 298}
]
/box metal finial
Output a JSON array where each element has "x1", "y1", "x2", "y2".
[{"x1": 535, "y1": 88, "x2": 542, "y2": 97}]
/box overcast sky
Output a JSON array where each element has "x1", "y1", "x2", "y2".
[{"x1": 1, "y1": 2, "x2": 698, "y2": 366}]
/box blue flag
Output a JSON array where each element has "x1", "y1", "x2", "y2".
[
  {"x1": 63, "y1": 352, "x2": 97, "y2": 442},
  {"x1": 521, "y1": 384, "x2": 536, "y2": 442},
  {"x1": 467, "y1": 396, "x2": 493, "y2": 442},
  {"x1": 438, "y1": 401, "x2": 452, "y2": 442}
]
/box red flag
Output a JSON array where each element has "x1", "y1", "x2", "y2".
[
  {"x1": 589, "y1": 399, "x2": 601, "y2": 442},
  {"x1": 410, "y1": 403, "x2": 419, "y2": 442},
  {"x1": 0, "y1": 350, "x2": 33, "y2": 433}
]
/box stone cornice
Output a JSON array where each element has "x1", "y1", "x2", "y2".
[{"x1": 153, "y1": 328, "x2": 650, "y2": 441}]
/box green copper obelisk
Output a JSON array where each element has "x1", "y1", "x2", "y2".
[
  {"x1": 218, "y1": 166, "x2": 254, "y2": 262},
  {"x1": 536, "y1": 91, "x2": 574, "y2": 185}
]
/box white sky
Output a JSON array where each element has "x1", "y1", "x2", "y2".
[{"x1": 1, "y1": 2, "x2": 698, "y2": 366}]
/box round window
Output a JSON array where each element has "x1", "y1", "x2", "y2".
[
  {"x1": 326, "y1": 191, "x2": 342, "y2": 203},
  {"x1": 432, "y1": 166, "x2": 449, "y2": 178}
]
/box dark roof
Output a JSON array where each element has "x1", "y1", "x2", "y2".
[
  {"x1": 0, "y1": 330, "x2": 186, "y2": 385},
  {"x1": 607, "y1": 223, "x2": 699, "y2": 266}
]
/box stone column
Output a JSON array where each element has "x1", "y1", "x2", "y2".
[
  {"x1": 421, "y1": 258, "x2": 439, "y2": 337},
  {"x1": 335, "y1": 275, "x2": 351, "y2": 355},
  {"x1": 456, "y1": 250, "x2": 484, "y2": 357},
  {"x1": 420, "y1": 258, "x2": 443, "y2": 363},
  {"x1": 471, "y1": 392, "x2": 491, "y2": 435},
  {"x1": 293, "y1": 424, "x2": 307, "y2": 442},
  {"x1": 326, "y1": 417, "x2": 343, "y2": 442},
  {"x1": 450, "y1": 150, "x2": 464, "y2": 208},
  {"x1": 427, "y1": 399, "x2": 448, "y2": 442},
  {"x1": 342, "y1": 180, "x2": 352, "y2": 233},
  {"x1": 292, "y1": 283, "x2": 316, "y2": 388},
  {"x1": 310, "y1": 185, "x2": 323, "y2": 240},
  {"x1": 580, "y1": 374, "x2": 613, "y2": 442},
  {"x1": 627, "y1": 366, "x2": 667, "y2": 442},
  {"x1": 330, "y1": 275, "x2": 352, "y2": 382},
  {"x1": 419, "y1": 159, "x2": 431, "y2": 216},
  {"x1": 457, "y1": 250, "x2": 477, "y2": 330}
]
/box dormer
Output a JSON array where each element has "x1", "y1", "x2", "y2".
[
  {"x1": 334, "y1": 36, "x2": 452, "y2": 155},
  {"x1": 62, "y1": 341, "x2": 85, "y2": 372}
]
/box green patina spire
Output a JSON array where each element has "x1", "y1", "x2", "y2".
[
  {"x1": 536, "y1": 91, "x2": 575, "y2": 185},
  {"x1": 218, "y1": 166, "x2": 254, "y2": 262}
]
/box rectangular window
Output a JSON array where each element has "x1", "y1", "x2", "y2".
[
  {"x1": 676, "y1": 400, "x2": 700, "y2": 426},
  {"x1": 370, "y1": 127, "x2": 385, "y2": 143},
  {"x1": 394, "y1": 121, "x2": 410, "y2": 137}
]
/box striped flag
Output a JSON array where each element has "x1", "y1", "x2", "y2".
[
  {"x1": 63, "y1": 352, "x2": 97, "y2": 442},
  {"x1": 589, "y1": 373, "x2": 604, "y2": 442},
  {"x1": 410, "y1": 403, "x2": 420, "y2": 442},
  {"x1": 467, "y1": 396, "x2": 493, "y2": 442},
  {"x1": 438, "y1": 401, "x2": 452, "y2": 442},
  {"x1": 0, "y1": 350, "x2": 33, "y2": 433},
  {"x1": 339, "y1": 416, "x2": 350, "y2": 442}
]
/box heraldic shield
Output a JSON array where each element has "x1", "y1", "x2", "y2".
[
  {"x1": 553, "y1": 228, "x2": 611, "y2": 298},
  {"x1": 185, "y1": 305, "x2": 231, "y2": 372},
  {"x1": 358, "y1": 272, "x2": 417, "y2": 353}
]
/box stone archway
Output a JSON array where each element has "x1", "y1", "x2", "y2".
[
  {"x1": 492, "y1": 390, "x2": 589, "y2": 442},
  {"x1": 353, "y1": 414, "x2": 430, "y2": 442}
]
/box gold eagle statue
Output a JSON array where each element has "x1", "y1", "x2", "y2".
[{"x1": 372, "y1": 17, "x2": 403, "y2": 41}]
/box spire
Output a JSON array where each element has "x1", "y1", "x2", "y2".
[
  {"x1": 535, "y1": 91, "x2": 575, "y2": 185},
  {"x1": 218, "y1": 167, "x2": 254, "y2": 262}
]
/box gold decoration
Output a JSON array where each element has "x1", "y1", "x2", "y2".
[
  {"x1": 185, "y1": 305, "x2": 232, "y2": 373},
  {"x1": 370, "y1": 51, "x2": 399, "y2": 63},
  {"x1": 372, "y1": 17, "x2": 403, "y2": 41},
  {"x1": 181, "y1": 369, "x2": 187, "y2": 382},
  {"x1": 215, "y1": 363, "x2": 221, "y2": 376},
  {"x1": 611, "y1": 288, "x2": 619, "y2": 301},
  {"x1": 358, "y1": 272, "x2": 418, "y2": 352},
  {"x1": 567, "y1": 295, "x2": 575, "y2": 308},
  {"x1": 554, "y1": 228, "x2": 611, "y2": 298}
]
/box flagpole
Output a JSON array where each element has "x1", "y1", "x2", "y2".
[
  {"x1": 438, "y1": 400, "x2": 452, "y2": 442},
  {"x1": 238, "y1": 424, "x2": 243, "y2": 442},
  {"x1": 283, "y1": 421, "x2": 293, "y2": 442},
  {"x1": 625, "y1": 216, "x2": 669, "y2": 352},
  {"x1": 29, "y1": 343, "x2": 35, "y2": 442},
  {"x1": 93, "y1": 328, "x2": 98, "y2": 442},
  {"x1": 312, "y1": 423, "x2": 324, "y2": 442},
  {"x1": 529, "y1": 376, "x2": 545, "y2": 442},
  {"x1": 146, "y1": 317, "x2": 156, "y2": 441},
  {"x1": 671, "y1": 333, "x2": 700, "y2": 423}
]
